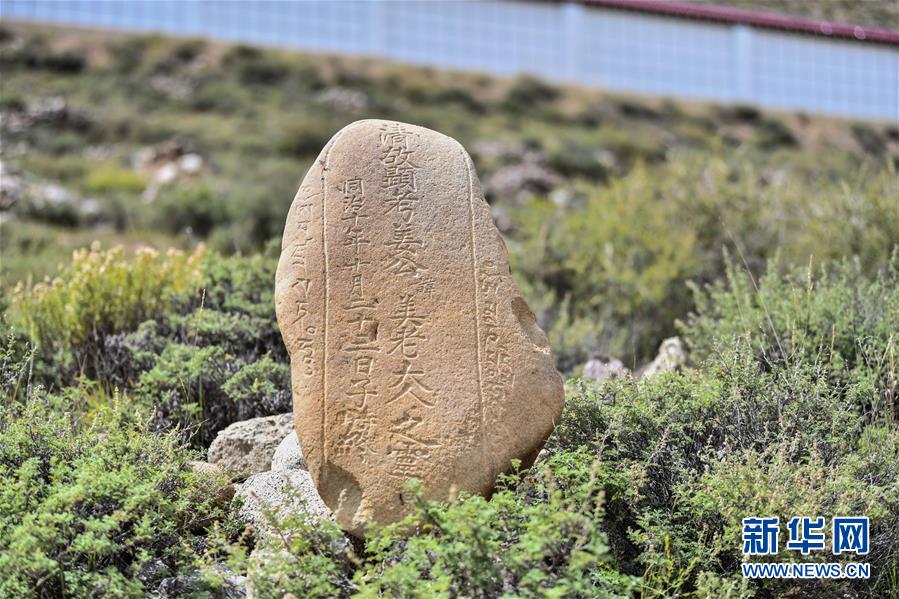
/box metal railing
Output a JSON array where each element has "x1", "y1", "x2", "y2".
[{"x1": 2, "y1": 0, "x2": 896, "y2": 121}]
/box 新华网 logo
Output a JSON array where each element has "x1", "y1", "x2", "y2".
[{"x1": 740, "y1": 516, "x2": 870, "y2": 579}]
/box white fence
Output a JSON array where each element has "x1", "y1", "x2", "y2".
[{"x1": 2, "y1": 0, "x2": 897, "y2": 121}]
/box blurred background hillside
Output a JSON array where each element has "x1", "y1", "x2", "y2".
[
  {"x1": 691, "y1": 0, "x2": 898, "y2": 26},
  {"x1": 1, "y1": 1, "x2": 898, "y2": 371}
]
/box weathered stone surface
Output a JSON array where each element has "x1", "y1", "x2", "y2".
[
  {"x1": 233, "y1": 469, "x2": 332, "y2": 534},
  {"x1": 583, "y1": 353, "x2": 629, "y2": 381},
  {"x1": 275, "y1": 119, "x2": 565, "y2": 536},
  {"x1": 207, "y1": 413, "x2": 293, "y2": 476},
  {"x1": 636, "y1": 337, "x2": 686, "y2": 378},
  {"x1": 271, "y1": 431, "x2": 306, "y2": 471}
]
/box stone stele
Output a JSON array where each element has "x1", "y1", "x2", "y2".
[{"x1": 275, "y1": 119, "x2": 564, "y2": 537}]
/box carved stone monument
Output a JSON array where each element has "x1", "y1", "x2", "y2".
[{"x1": 275, "y1": 120, "x2": 564, "y2": 537}]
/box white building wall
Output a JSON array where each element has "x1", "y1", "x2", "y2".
[{"x1": 2, "y1": 0, "x2": 896, "y2": 121}]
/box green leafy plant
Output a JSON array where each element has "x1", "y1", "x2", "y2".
[
  {"x1": 8, "y1": 243, "x2": 204, "y2": 380},
  {"x1": 0, "y1": 389, "x2": 230, "y2": 598}
]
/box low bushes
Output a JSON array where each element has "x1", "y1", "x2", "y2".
[
  {"x1": 546, "y1": 253, "x2": 899, "y2": 597},
  {"x1": 2, "y1": 236, "x2": 896, "y2": 597},
  {"x1": 204, "y1": 453, "x2": 638, "y2": 598},
  {"x1": 9, "y1": 244, "x2": 204, "y2": 368},
  {"x1": 7, "y1": 245, "x2": 289, "y2": 445},
  {"x1": 509, "y1": 151, "x2": 899, "y2": 367},
  {"x1": 0, "y1": 392, "x2": 229, "y2": 598}
]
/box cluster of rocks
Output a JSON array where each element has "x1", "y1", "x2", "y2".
[
  {"x1": 149, "y1": 415, "x2": 321, "y2": 598},
  {"x1": 132, "y1": 137, "x2": 206, "y2": 202},
  {"x1": 0, "y1": 96, "x2": 91, "y2": 134},
  {"x1": 0, "y1": 159, "x2": 103, "y2": 223},
  {"x1": 201, "y1": 413, "x2": 329, "y2": 537},
  {"x1": 475, "y1": 141, "x2": 561, "y2": 207},
  {"x1": 149, "y1": 73, "x2": 198, "y2": 100},
  {"x1": 581, "y1": 336, "x2": 687, "y2": 382},
  {"x1": 315, "y1": 87, "x2": 369, "y2": 113}
]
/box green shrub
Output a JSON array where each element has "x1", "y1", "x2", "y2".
[
  {"x1": 171, "y1": 38, "x2": 206, "y2": 64},
  {"x1": 8, "y1": 244, "x2": 204, "y2": 374},
  {"x1": 83, "y1": 162, "x2": 146, "y2": 194},
  {"x1": 134, "y1": 345, "x2": 290, "y2": 446},
  {"x1": 0, "y1": 392, "x2": 229, "y2": 598},
  {"x1": 432, "y1": 86, "x2": 485, "y2": 114},
  {"x1": 509, "y1": 165, "x2": 699, "y2": 365},
  {"x1": 277, "y1": 114, "x2": 347, "y2": 157},
  {"x1": 203, "y1": 493, "x2": 355, "y2": 598},
  {"x1": 0, "y1": 35, "x2": 86, "y2": 74},
  {"x1": 149, "y1": 181, "x2": 230, "y2": 237},
  {"x1": 224, "y1": 44, "x2": 290, "y2": 85},
  {"x1": 207, "y1": 454, "x2": 638, "y2": 598},
  {"x1": 546, "y1": 255, "x2": 899, "y2": 597},
  {"x1": 133, "y1": 343, "x2": 232, "y2": 442},
  {"x1": 8, "y1": 245, "x2": 287, "y2": 439},
  {"x1": 716, "y1": 104, "x2": 761, "y2": 123},
  {"x1": 851, "y1": 123, "x2": 886, "y2": 156},
  {"x1": 132, "y1": 330, "x2": 291, "y2": 447},
  {"x1": 0, "y1": 331, "x2": 34, "y2": 402},
  {"x1": 187, "y1": 79, "x2": 244, "y2": 113},
  {"x1": 754, "y1": 117, "x2": 796, "y2": 149},
  {"x1": 682, "y1": 251, "x2": 899, "y2": 421},
  {"x1": 107, "y1": 35, "x2": 156, "y2": 74},
  {"x1": 509, "y1": 150, "x2": 898, "y2": 366},
  {"x1": 547, "y1": 139, "x2": 612, "y2": 181},
  {"x1": 192, "y1": 247, "x2": 281, "y2": 337},
  {"x1": 503, "y1": 75, "x2": 559, "y2": 112},
  {"x1": 39, "y1": 50, "x2": 87, "y2": 74}
]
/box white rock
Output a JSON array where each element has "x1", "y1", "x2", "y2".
[
  {"x1": 41, "y1": 183, "x2": 72, "y2": 205},
  {"x1": 271, "y1": 431, "x2": 306, "y2": 472},
  {"x1": 154, "y1": 162, "x2": 179, "y2": 185},
  {"x1": 234, "y1": 469, "x2": 332, "y2": 534},
  {"x1": 583, "y1": 354, "x2": 629, "y2": 381},
  {"x1": 178, "y1": 153, "x2": 204, "y2": 174},
  {"x1": 208, "y1": 413, "x2": 293, "y2": 476},
  {"x1": 637, "y1": 337, "x2": 686, "y2": 378}
]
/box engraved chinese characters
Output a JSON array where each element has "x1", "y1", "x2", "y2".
[{"x1": 275, "y1": 120, "x2": 564, "y2": 537}]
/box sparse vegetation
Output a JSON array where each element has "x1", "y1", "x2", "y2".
[{"x1": 1, "y1": 22, "x2": 897, "y2": 598}]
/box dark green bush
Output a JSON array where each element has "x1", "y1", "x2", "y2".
[
  {"x1": 135, "y1": 345, "x2": 289, "y2": 446},
  {"x1": 546, "y1": 255, "x2": 899, "y2": 597},
  {"x1": 207, "y1": 454, "x2": 638, "y2": 598},
  {"x1": 0, "y1": 391, "x2": 228, "y2": 598},
  {"x1": 716, "y1": 103, "x2": 761, "y2": 123},
  {"x1": 277, "y1": 114, "x2": 347, "y2": 157},
  {"x1": 502, "y1": 75, "x2": 560, "y2": 112},
  {"x1": 0, "y1": 35, "x2": 85, "y2": 74},
  {"x1": 547, "y1": 139, "x2": 612, "y2": 181},
  {"x1": 224, "y1": 44, "x2": 291, "y2": 86},
  {"x1": 39, "y1": 50, "x2": 86, "y2": 73},
  {"x1": 187, "y1": 79, "x2": 244, "y2": 113},
  {"x1": 150, "y1": 181, "x2": 229, "y2": 237},
  {"x1": 755, "y1": 117, "x2": 797, "y2": 149},
  {"x1": 682, "y1": 251, "x2": 899, "y2": 420},
  {"x1": 432, "y1": 86, "x2": 486, "y2": 114},
  {"x1": 851, "y1": 123, "x2": 887, "y2": 156}
]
